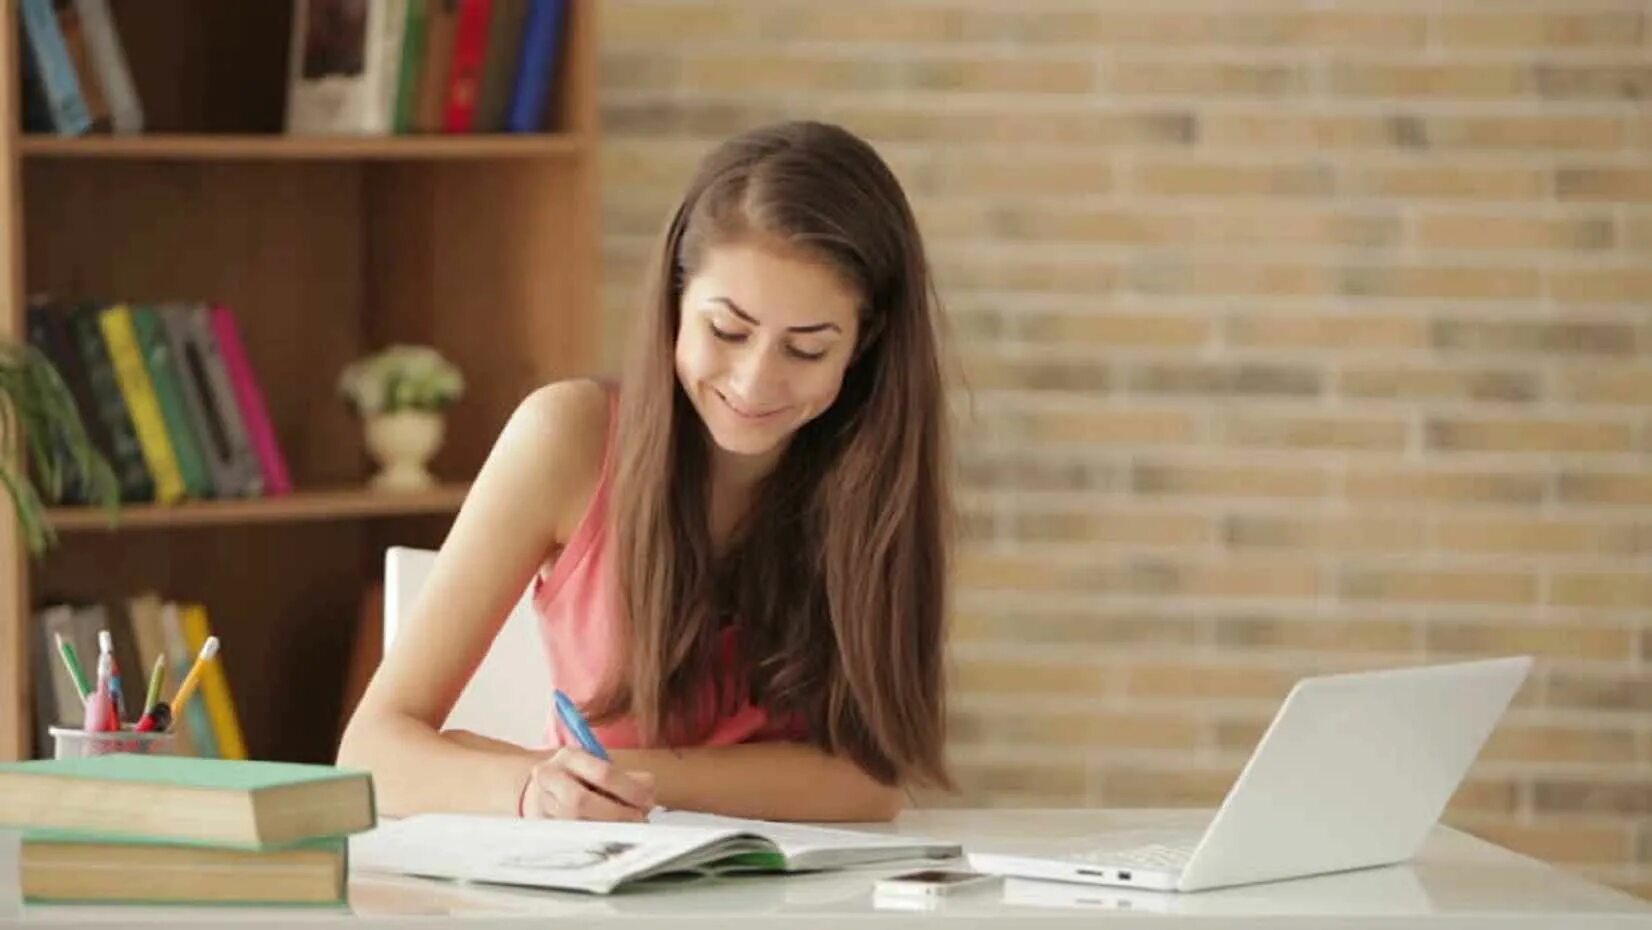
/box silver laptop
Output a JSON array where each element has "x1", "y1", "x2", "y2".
[{"x1": 968, "y1": 656, "x2": 1532, "y2": 893}]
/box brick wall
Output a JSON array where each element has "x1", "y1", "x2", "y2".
[{"x1": 595, "y1": 1, "x2": 1652, "y2": 897}]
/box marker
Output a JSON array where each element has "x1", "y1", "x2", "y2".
[
  {"x1": 54, "y1": 633, "x2": 91, "y2": 702},
  {"x1": 99, "y1": 630, "x2": 125, "y2": 721},
  {"x1": 553, "y1": 689, "x2": 609, "y2": 761},
  {"x1": 160, "y1": 636, "x2": 218, "y2": 732},
  {"x1": 83, "y1": 650, "x2": 116, "y2": 733}
]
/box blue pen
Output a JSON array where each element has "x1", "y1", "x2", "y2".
[{"x1": 553, "y1": 689, "x2": 609, "y2": 761}]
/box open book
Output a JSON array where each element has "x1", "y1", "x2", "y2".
[{"x1": 350, "y1": 811, "x2": 961, "y2": 895}]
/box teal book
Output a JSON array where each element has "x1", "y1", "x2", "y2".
[
  {"x1": 131, "y1": 305, "x2": 214, "y2": 498},
  {"x1": 19, "y1": 831, "x2": 347, "y2": 906},
  {"x1": 0, "y1": 755, "x2": 375, "y2": 849}
]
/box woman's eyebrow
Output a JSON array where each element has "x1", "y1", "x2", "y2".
[{"x1": 711, "y1": 296, "x2": 842, "y2": 334}]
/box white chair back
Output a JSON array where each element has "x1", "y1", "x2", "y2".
[{"x1": 383, "y1": 546, "x2": 551, "y2": 747}]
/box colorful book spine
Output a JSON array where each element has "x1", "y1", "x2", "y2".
[
  {"x1": 68, "y1": 303, "x2": 153, "y2": 501},
  {"x1": 207, "y1": 305, "x2": 292, "y2": 496},
  {"x1": 181, "y1": 303, "x2": 263, "y2": 497},
  {"x1": 505, "y1": 0, "x2": 567, "y2": 133},
  {"x1": 98, "y1": 304, "x2": 186, "y2": 504},
  {"x1": 440, "y1": 0, "x2": 493, "y2": 132},
  {"x1": 158, "y1": 602, "x2": 212, "y2": 758},
  {"x1": 131, "y1": 306, "x2": 213, "y2": 499},
  {"x1": 18, "y1": 0, "x2": 92, "y2": 135},
  {"x1": 392, "y1": 0, "x2": 429, "y2": 133},
  {"x1": 74, "y1": 0, "x2": 144, "y2": 133},
  {"x1": 178, "y1": 604, "x2": 246, "y2": 761},
  {"x1": 473, "y1": 0, "x2": 529, "y2": 132},
  {"x1": 416, "y1": 1, "x2": 460, "y2": 132},
  {"x1": 52, "y1": 0, "x2": 110, "y2": 131}
]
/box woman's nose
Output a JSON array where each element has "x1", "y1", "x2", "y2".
[{"x1": 728, "y1": 345, "x2": 780, "y2": 400}]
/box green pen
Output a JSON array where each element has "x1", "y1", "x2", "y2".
[{"x1": 54, "y1": 633, "x2": 91, "y2": 701}]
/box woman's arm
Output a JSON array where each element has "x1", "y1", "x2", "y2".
[
  {"x1": 609, "y1": 742, "x2": 905, "y2": 823},
  {"x1": 337, "y1": 381, "x2": 616, "y2": 817}
]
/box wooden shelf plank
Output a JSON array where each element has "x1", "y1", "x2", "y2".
[
  {"x1": 20, "y1": 133, "x2": 590, "y2": 161},
  {"x1": 47, "y1": 484, "x2": 469, "y2": 531}
]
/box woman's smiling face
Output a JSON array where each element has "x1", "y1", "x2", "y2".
[{"x1": 675, "y1": 240, "x2": 862, "y2": 462}]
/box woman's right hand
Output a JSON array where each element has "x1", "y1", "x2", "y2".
[{"x1": 520, "y1": 747, "x2": 656, "y2": 821}]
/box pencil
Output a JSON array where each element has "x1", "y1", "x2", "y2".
[
  {"x1": 54, "y1": 633, "x2": 91, "y2": 702},
  {"x1": 144, "y1": 653, "x2": 166, "y2": 716},
  {"x1": 167, "y1": 635, "x2": 218, "y2": 719}
]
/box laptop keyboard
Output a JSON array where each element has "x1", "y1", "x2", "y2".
[{"x1": 1074, "y1": 841, "x2": 1197, "y2": 871}]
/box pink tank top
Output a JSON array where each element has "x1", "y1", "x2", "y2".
[{"x1": 531, "y1": 391, "x2": 805, "y2": 749}]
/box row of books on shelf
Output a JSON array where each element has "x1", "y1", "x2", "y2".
[
  {"x1": 0, "y1": 752, "x2": 372, "y2": 905},
  {"x1": 289, "y1": 0, "x2": 572, "y2": 135},
  {"x1": 31, "y1": 594, "x2": 246, "y2": 762},
  {"x1": 21, "y1": 0, "x2": 571, "y2": 138},
  {"x1": 26, "y1": 299, "x2": 294, "y2": 506}
]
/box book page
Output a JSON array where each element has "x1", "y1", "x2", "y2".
[
  {"x1": 350, "y1": 815, "x2": 750, "y2": 895},
  {"x1": 648, "y1": 811, "x2": 961, "y2": 870}
]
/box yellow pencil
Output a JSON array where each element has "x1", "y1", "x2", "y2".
[{"x1": 168, "y1": 635, "x2": 219, "y2": 715}]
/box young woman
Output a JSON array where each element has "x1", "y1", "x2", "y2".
[{"x1": 338, "y1": 121, "x2": 952, "y2": 823}]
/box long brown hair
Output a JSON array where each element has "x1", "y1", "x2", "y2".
[{"x1": 589, "y1": 121, "x2": 952, "y2": 788}]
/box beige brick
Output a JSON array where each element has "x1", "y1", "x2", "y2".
[
  {"x1": 1559, "y1": 472, "x2": 1652, "y2": 506},
  {"x1": 1345, "y1": 468, "x2": 1547, "y2": 506},
  {"x1": 817, "y1": 104, "x2": 1195, "y2": 148},
  {"x1": 955, "y1": 549, "x2": 1082, "y2": 592},
  {"x1": 958, "y1": 452, "x2": 1116, "y2": 493},
  {"x1": 1218, "y1": 414, "x2": 1410, "y2": 452},
  {"x1": 1435, "y1": 518, "x2": 1643, "y2": 557},
  {"x1": 1427, "y1": 621, "x2": 1633, "y2": 663},
  {"x1": 953, "y1": 608, "x2": 1201, "y2": 650},
  {"x1": 1426, "y1": 418, "x2": 1635, "y2": 454},
  {"x1": 1128, "y1": 362, "x2": 1322, "y2": 397},
  {"x1": 1552, "y1": 268, "x2": 1652, "y2": 304},
  {"x1": 1102, "y1": 61, "x2": 1309, "y2": 97},
  {"x1": 1122, "y1": 560, "x2": 1321, "y2": 600},
  {"x1": 1339, "y1": 569, "x2": 1537, "y2": 606},
  {"x1": 1097, "y1": 767, "x2": 1236, "y2": 807},
  {"x1": 938, "y1": 255, "x2": 1120, "y2": 295},
  {"x1": 908, "y1": 58, "x2": 1095, "y2": 95},
  {"x1": 1015, "y1": 409, "x2": 1200, "y2": 446},
  {"x1": 961, "y1": 709, "x2": 1202, "y2": 752},
  {"x1": 1135, "y1": 262, "x2": 1336, "y2": 298},
  {"x1": 681, "y1": 53, "x2": 897, "y2": 93},
  {"x1": 1344, "y1": 164, "x2": 1549, "y2": 201},
  {"x1": 1191, "y1": 210, "x2": 1403, "y2": 248},
  {"x1": 1227, "y1": 313, "x2": 1429, "y2": 351},
  {"x1": 600, "y1": 143, "x2": 701, "y2": 190},
  {"x1": 1535, "y1": 780, "x2": 1652, "y2": 817},
  {"x1": 937, "y1": 155, "x2": 1113, "y2": 197},
  {"x1": 1019, "y1": 312, "x2": 1211, "y2": 348},
  {"x1": 1341, "y1": 265, "x2": 1542, "y2": 301},
  {"x1": 952, "y1": 656, "x2": 1108, "y2": 697},
  {"x1": 1414, "y1": 213, "x2": 1615, "y2": 252},
  {"x1": 995, "y1": 11, "x2": 1427, "y2": 50},
  {"x1": 1340, "y1": 366, "x2": 1540, "y2": 404},
  {"x1": 993, "y1": 208, "x2": 1189, "y2": 246},
  {"x1": 956, "y1": 761, "x2": 1086, "y2": 799},
  {"x1": 1135, "y1": 462, "x2": 1330, "y2": 499},
  {"x1": 1485, "y1": 725, "x2": 1638, "y2": 766},
  {"x1": 1199, "y1": 114, "x2": 1409, "y2": 151},
  {"x1": 1432, "y1": 320, "x2": 1639, "y2": 357},
  {"x1": 1132, "y1": 162, "x2": 1334, "y2": 198},
  {"x1": 1435, "y1": 13, "x2": 1645, "y2": 50},
  {"x1": 1628, "y1": 213, "x2": 1652, "y2": 252},
  {"x1": 1447, "y1": 779, "x2": 1522, "y2": 816},
  {"x1": 1223, "y1": 514, "x2": 1429, "y2": 553},
  {"x1": 1551, "y1": 573, "x2": 1652, "y2": 609},
  {"x1": 1547, "y1": 672, "x2": 1652, "y2": 713},
  {"x1": 1009, "y1": 509, "x2": 1212, "y2": 547},
  {"x1": 603, "y1": 3, "x2": 747, "y2": 42},
  {"x1": 1537, "y1": 65, "x2": 1652, "y2": 101},
  {"x1": 784, "y1": 6, "x2": 962, "y2": 42},
  {"x1": 1329, "y1": 63, "x2": 1531, "y2": 100},
  {"x1": 1211, "y1": 616, "x2": 1416, "y2": 653},
  {"x1": 1557, "y1": 169, "x2": 1652, "y2": 203},
  {"x1": 1462, "y1": 821, "x2": 1632, "y2": 865},
  {"x1": 958, "y1": 352, "x2": 1111, "y2": 393},
  {"x1": 1127, "y1": 662, "x2": 1297, "y2": 701}
]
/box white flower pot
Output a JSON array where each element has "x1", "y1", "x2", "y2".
[{"x1": 364, "y1": 410, "x2": 444, "y2": 492}]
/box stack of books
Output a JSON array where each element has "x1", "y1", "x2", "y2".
[
  {"x1": 0, "y1": 755, "x2": 374, "y2": 906},
  {"x1": 25, "y1": 299, "x2": 292, "y2": 506}
]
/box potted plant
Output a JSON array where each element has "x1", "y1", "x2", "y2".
[
  {"x1": 0, "y1": 339, "x2": 119, "y2": 555},
  {"x1": 338, "y1": 344, "x2": 464, "y2": 492}
]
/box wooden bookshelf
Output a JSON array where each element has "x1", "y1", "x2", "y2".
[{"x1": 0, "y1": 0, "x2": 603, "y2": 762}]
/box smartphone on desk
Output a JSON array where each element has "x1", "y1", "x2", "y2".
[{"x1": 875, "y1": 868, "x2": 1001, "y2": 900}]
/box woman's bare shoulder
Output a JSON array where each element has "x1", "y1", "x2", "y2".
[{"x1": 497, "y1": 378, "x2": 613, "y2": 545}]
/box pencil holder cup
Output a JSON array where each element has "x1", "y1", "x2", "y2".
[{"x1": 49, "y1": 725, "x2": 175, "y2": 759}]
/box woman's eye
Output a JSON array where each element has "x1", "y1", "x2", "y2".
[
  {"x1": 709, "y1": 323, "x2": 748, "y2": 343},
  {"x1": 786, "y1": 345, "x2": 828, "y2": 362}
]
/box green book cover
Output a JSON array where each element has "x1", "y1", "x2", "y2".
[
  {"x1": 131, "y1": 304, "x2": 213, "y2": 498},
  {"x1": 392, "y1": 0, "x2": 428, "y2": 132},
  {"x1": 0, "y1": 754, "x2": 364, "y2": 792},
  {"x1": 68, "y1": 302, "x2": 153, "y2": 501}
]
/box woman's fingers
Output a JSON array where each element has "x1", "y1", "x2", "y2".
[
  {"x1": 551, "y1": 748, "x2": 656, "y2": 812},
  {"x1": 534, "y1": 764, "x2": 649, "y2": 822}
]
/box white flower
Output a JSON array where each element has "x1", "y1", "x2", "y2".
[{"x1": 338, "y1": 344, "x2": 464, "y2": 416}]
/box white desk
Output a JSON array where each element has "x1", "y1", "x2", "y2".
[{"x1": 12, "y1": 809, "x2": 1652, "y2": 928}]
